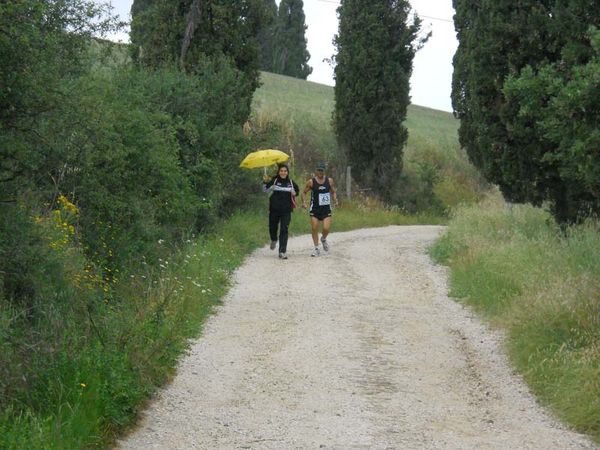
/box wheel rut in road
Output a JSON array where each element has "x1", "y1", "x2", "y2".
[{"x1": 119, "y1": 226, "x2": 596, "y2": 450}]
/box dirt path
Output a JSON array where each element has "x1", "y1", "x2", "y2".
[{"x1": 119, "y1": 226, "x2": 595, "y2": 450}]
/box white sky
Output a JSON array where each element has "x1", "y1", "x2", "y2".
[{"x1": 103, "y1": 0, "x2": 457, "y2": 112}]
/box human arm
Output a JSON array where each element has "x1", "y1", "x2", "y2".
[
  {"x1": 300, "y1": 179, "x2": 312, "y2": 209},
  {"x1": 329, "y1": 178, "x2": 339, "y2": 207},
  {"x1": 262, "y1": 175, "x2": 275, "y2": 193}
]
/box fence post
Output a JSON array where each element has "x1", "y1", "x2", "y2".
[{"x1": 346, "y1": 166, "x2": 352, "y2": 200}]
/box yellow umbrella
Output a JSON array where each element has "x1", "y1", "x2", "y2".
[{"x1": 239, "y1": 149, "x2": 290, "y2": 169}]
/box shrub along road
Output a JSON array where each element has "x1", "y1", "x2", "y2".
[{"x1": 119, "y1": 227, "x2": 595, "y2": 449}]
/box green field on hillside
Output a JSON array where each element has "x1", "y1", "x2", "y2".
[
  {"x1": 253, "y1": 71, "x2": 486, "y2": 214},
  {"x1": 253, "y1": 71, "x2": 459, "y2": 143},
  {"x1": 253, "y1": 71, "x2": 459, "y2": 158}
]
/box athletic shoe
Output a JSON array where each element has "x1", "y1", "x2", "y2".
[
  {"x1": 270, "y1": 240, "x2": 277, "y2": 250},
  {"x1": 320, "y1": 237, "x2": 329, "y2": 252},
  {"x1": 311, "y1": 247, "x2": 320, "y2": 257},
  {"x1": 279, "y1": 252, "x2": 288, "y2": 260}
]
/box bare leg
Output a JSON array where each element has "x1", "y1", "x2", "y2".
[
  {"x1": 310, "y1": 217, "x2": 320, "y2": 247},
  {"x1": 322, "y1": 217, "x2": 332, "y2": 241}
]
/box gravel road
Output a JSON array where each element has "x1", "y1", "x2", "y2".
[{"x1": 119, "y1": 226, "x2": 596, "y2": 450}]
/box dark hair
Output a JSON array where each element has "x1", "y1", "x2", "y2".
[{"x1": 276, "y1": 163, "x2": 289, "y2": 180}]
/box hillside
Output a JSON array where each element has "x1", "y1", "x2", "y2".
[
  {"x1": 253, "y1": 71, "x2": 459, "y2": 153},
  {"x1": 253, "y1": 71, "x2": 485, "y2": 214}
]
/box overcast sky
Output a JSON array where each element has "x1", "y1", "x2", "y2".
[{"x1": 102, "y1": 0, "x2": 457, "y2": 112}]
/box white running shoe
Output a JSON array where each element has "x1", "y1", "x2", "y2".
[
  {"x1": 320, "y1": 237, "x2": 329, "y2": 252},
  {"x1": 279, "y1": 252, "x2": 288, "y2": 260},
  {"x1": 311, "y1": 247, "x2": 320, "y2": 257},
  {"x1": 270, "y1": 241, "x2": 277, "y2": 250}
]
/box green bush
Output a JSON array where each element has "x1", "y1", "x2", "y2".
[
  {"x1": 1, "y1": 22, "x2": 262, "y2": 450},
  {"x1": 394, "y1": 139, "x2": 487, "y2": 215},
  {"x1": 57, "y1": 71, "x2": 199, "y2": 271}
]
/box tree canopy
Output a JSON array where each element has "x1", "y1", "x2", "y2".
[
  {"x1": 272, "y1": 0, "x2": 312, "y2": 79},
  {"x1": 452, "y1": 1, "x2": 600, "y2": 223},
  {"x1": 130, "y1": 0, "x2": 265, "y2": 122},
  {"x1": 333, "y1": 0, "x2": 427, "y2": 201},
  {"x1": 257, "y1": 0, "x2": 278, "y2": 72}
]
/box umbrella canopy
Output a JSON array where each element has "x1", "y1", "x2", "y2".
[{"x1": 239, "y1": 149, "x2": 289, "y2": 169}]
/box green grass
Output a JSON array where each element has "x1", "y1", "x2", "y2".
[
  {"x1": 253, "y1": 71, "x2": 487, "y2": 214},
  {"x1": 0, "y1": 200, "x2": 434, "y2": 450},
  {"x1": 252, "y1": 72, "x2": 339, "y2": 165},
  {"x1": 0, "y1": 212, "x2": 265, "y2": 450},
  {"x1": 292, "y1": 198, "x2": 445, "y2": 237},
  {"x1": 431, "y1": 193, "x2": 600, "y2": 442},
  {"x1": 253, "y1": 71, "x2": 460, "y2": 150}
]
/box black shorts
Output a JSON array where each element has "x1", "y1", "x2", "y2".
[{"x1": 310, "y1": 207, "x2": 332, "y2": 221}]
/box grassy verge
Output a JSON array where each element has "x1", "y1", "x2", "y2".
[
  {"x1": 289, "y1": 196, "x2": 446, "y2": 236},
  {"x1": 430, "y1": 193, "x2": 600, "y2": 441},
  {"x1": 0, "y1": 201, "x2": 439, "y2": 449},
  {"x1": 0, "y1": 215, "x2": 264, "y2": 449}
]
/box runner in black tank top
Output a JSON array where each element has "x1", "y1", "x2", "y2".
[
  {"x1": 301, "y1": 163, "x2": 338, "y2": 257},
  {"x1": 309, "y1": 176, "x2": 332, "y2": 220}
]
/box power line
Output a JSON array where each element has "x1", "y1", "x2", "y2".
[
  {"x1": 315, "y1": 0, "x2": 454, "y2": 23},
  {"x1": 419, "y1": 14, "x2": 454, "y2": 24}
]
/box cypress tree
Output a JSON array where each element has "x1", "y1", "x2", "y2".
[
  {"x1": 452, "y1": 0, "x2": 600, "y2": 222},
  {"x1": 333, "y1": 0, "x2": 426, "y2": 200},
  {"x1": 257, "y1": 0, "x2": 278, "y2": 72},
  {"x1": 272, "y1": 0, "x2": 312, "y2": 79},
  {"x1": 130, "y1": 0, "x2": 265, "y2": 122}
]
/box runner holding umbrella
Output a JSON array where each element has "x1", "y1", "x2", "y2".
[{"x1": 240, "y1": 150, "x2": 299, "y2": 260}]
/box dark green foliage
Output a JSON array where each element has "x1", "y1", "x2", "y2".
[
  {"x1": 0, "y1": 0, "x2": 116, "y2": 203},
  {"x1": 132, "y1": 63, "x2": 259, "y2": 225},
  {"x1": 130, "y1": 0, "x2": 264, "y2": 123},
  {"x1": 0, "y1": 0, "x2": 121, "y2": 303},
  {"x1": 0, "y1": 1, "x2": 262, "y2": 446},
  {"x1": 333, "y1": 0, "x2": 427, "y2": 201},
  {"x1": 60, "y1": 70, "x2": 201, "y2": 269},
  {"x1": 272, "y1": 0, "x2": 312, "y2": 79},
  {"x1": 0, "y1": 205, "x2": 61, "y2": 311},
  {"x1": 452, "y1": 1, "x2": 600, "y2": 223},
  {"x1": 502, "y1": 26, "x2": 600, "y2": 222},
  {"x1": 257, "y1": 0, "x2": 279, "y2": 71}
]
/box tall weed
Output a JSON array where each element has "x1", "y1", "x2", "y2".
[{"x1": 431, "y1": 193, "x2": 600, "y2": 441}]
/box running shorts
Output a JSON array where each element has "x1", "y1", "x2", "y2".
[{"x1": 310, "y1": 207, "x2": 332, "y2": 221}]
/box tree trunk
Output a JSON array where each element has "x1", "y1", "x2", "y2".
[{"x1": 180, "y1": 0, "x2": 202, "y2": 70}]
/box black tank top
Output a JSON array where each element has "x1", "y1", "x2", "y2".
[{"x1": 310, "y1": 177, "x2": 332, "y2": 210}]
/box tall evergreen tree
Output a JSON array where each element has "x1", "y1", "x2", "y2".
[
  {"x1": 257, "y1": 0, "x2": 278, "y2": 71},
  {"x1": 130, "y1": 0, "x2": 265, "y2": 122},
  {"x1": 272, "y1": 0, "x2": 312, "y2": 79},
  {"x1": 452, "y1": 1, "x2": 600, "y2": 222},
  {"x1": 333, "y1": 0, "x2": 426, "y2": 200}
]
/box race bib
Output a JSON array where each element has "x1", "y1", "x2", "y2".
[{"x1": 319, "y1": 193, "x2": 331, "y2": 206}]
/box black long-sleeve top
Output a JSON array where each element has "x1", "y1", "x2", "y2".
[{"x1": 263, "y1": 176, "x2": 300, "y2": 213}]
